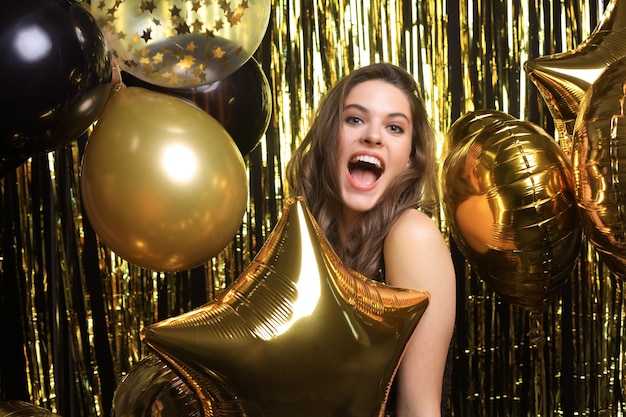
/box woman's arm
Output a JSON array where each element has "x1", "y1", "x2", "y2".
[{"x1": 384, "y1": 209, "x2": 456, "y2": 417}]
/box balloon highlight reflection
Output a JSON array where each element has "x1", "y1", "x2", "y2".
[
  {"x1": 139, "y1": 197, "x2": 430, "y2": 417},
  {"x1": 443, "y1": 110, "x2": 583, "y2": 312}
]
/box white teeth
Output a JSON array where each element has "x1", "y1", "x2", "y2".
[{"x1": 351, "y1": 155, "x2": 382, "y2": 168}]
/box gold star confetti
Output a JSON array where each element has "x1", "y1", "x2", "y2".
[
  {"x1": 230, "y1": 6, "x2": 245, "y2": 25},
  {"x1": 170, "y1": 5, "x2": 181, "y2": 17},
  {"x1": 167, "y1": 73, "x2": 181, "y2": 85},
  {"x1": 186, "y1": 41, "x2": 197, "y2": 52},
  {"x1": 213, "y1": 46, "x2": 226, "y2": 59},
  {"x1": 143, "y1": 0, "x2": 157, "y2": 13},
  {"x1": 219, "y1": 0, "x2": 231, "y2": 13},
  {"x1": 141, "y1": 28, "x2": 152, "y2": 42},
  {"x1": 191, "y1": 19, "x2": 203, "y2": 33},
  {"x1": 175, "y1": 22, "x2": 190, "y2": 35},
  {"x1": 178, "y1": 55, "x2": 195, "y2": 68},
  {"x1": 171, "y1": 48, "x2": 184, "y2": 59}
]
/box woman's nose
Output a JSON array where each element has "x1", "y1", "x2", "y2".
[{"x1": 362, "y1": 126, "x2": 383, "y2": 145}]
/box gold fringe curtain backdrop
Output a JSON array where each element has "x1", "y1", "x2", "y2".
[{"x1": 0, "y1": 0, "x2": 623, "y2": 416}]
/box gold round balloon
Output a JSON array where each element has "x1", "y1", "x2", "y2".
[
  {"x1": 572, "y1": 55, "x2": 626, "y2": 278},
  {"x1": 524, "y1": 0, "x2": 626, "y2": 154},
  {"x1": 443, "y1": 110, "x2": 583, "y2": 312},
  {"x1": 141, "y1": 197, "x2": 430, "y2": 416},
  {"x1": 91, "y1": 0, "x2": 271, "y2": 88},
  {"x1": 80, "y1": 86, "x2": 248, "y2": 272}
]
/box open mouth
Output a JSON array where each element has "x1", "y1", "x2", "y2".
[{"x1": 348, "y1": 155, "x2": 384, "y2": 186}]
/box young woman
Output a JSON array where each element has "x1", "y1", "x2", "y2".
[{"x1": 286, "y1": 63, "x2": 456, "y2": 417}]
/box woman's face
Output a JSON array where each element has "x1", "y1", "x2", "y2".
[{"x1": 336, "y1": 79, "x2": 413, "y2": 223}]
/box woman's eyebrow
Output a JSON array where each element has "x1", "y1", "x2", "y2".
[{"x1": 343, "y1": 103, "x2": 410, "y2": 121}]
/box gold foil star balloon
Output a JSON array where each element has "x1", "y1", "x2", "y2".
[
  {"x1": 140, "y1": 197, "x2": 430, "y2": 417},
  {"x1": 91, "y1": 0, "x2": 271, "y2": 88},
  {"x1": 572, "y1": 55, "x2": 626, "y2": 278},
  {"x1": 524, "y1": 0, "x2": 626, "y2": 154},
  {"x1": 0, "y1": 401, "x2": 60, "y2": 416},
  {"x1": 80, "y1": 86, "x2": 248, "y2": 272},
  {"x1": 442, "y1": 110, "x2": 583, "y2": 312}
]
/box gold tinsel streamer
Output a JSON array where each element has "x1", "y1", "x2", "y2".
[{"x1": 0, "y1": 0, "x2": 624, "y2": 416}]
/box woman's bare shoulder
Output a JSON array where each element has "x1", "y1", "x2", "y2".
[
  {"x1": 384, "y1": 209, "x2": 455, "y2": 290},
  {"x1": 388, "y1": 209, "x2": 445, "y2": 243}
]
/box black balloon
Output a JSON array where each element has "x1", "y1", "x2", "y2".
[
  {"x1": 0, "y1": 154, "x2": 29, "y2": 179},
  {"x1": 123, "y1": 57, "x2": 271, "y2": 157},
  {"x1": 0, "y1": 0, "x2": 112, "y2": 163}
]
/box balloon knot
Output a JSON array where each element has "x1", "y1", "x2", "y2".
[{"x1": 527, "y1": 311, "x2": 546, "y2": 349}]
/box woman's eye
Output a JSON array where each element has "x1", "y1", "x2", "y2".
[
  {"x1": 389, "y1": 124, "x2": 404, "y2": 134},
  {"x1": 345, "y1": 116, "x2": 362, "y2": 125}
]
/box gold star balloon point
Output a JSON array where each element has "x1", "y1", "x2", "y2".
[
  {"x1": 524, "y1": 0, "x2": 626, "y2": 154},
  {"x1": 139, "y1": 197, "x2": 430, "y2": 417}
]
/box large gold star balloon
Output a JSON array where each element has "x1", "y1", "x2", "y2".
[
  {"x1": 572, "y1": 55, "x2": 626, "y2": 278},
  {"x1": 524, "y1": 0, "x2": 626, "y2": 154},
  {"x1": 442, "y1": 110, "x2": 583, "y2": 312},
  {"x1": 140, "y1": 197, "x2": 430, "y2": 417}
]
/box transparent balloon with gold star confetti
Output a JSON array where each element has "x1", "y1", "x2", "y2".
[{"x1": 91, "y1": 0, "x2": 271, "y2": 88}]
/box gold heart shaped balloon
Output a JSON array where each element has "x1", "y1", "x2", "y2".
[
  {"x1": 443, "y1": 110, "x2": 583, "y2": 312},
  {"x1": 524, "y1": 0, "x2": 626, "y2": 154},
  {"x1": 140, "y1": 197, "x2": 430, "y2": 417},
  {"x1": 572, "y1": 55, "x2": 626, "y2": 278}
]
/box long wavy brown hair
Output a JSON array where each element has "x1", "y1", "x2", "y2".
[{"x1": 286, "y1": 63, "x2": 437, "y2": 280}]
